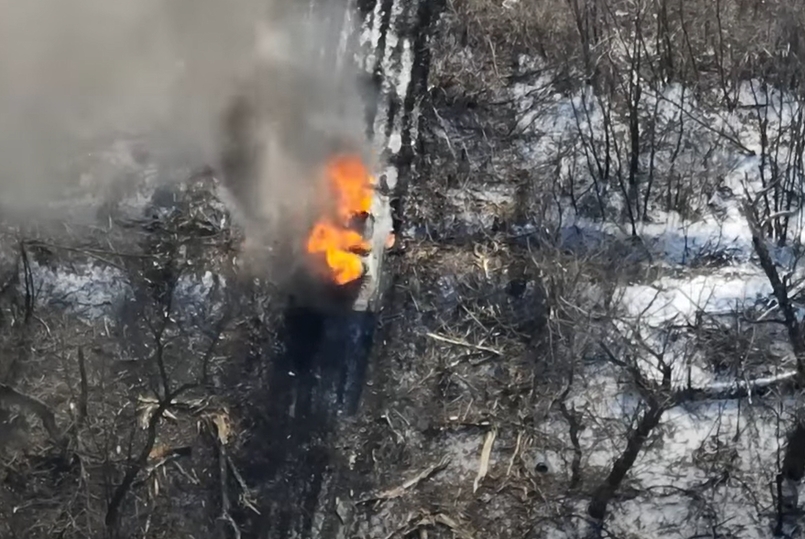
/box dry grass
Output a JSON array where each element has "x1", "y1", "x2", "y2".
[
  {"x1": 433, "y1": 0, "x2": 578, "y2": 91},
  {"x1": 345, "y1": 188, "x2": 652, "y2": 537},
  {"x1": 348, "y1": 241, "x2": 543, "y2": 538},
  {"x1": 431, "y1": 0, "x2": 805, "y2": 99}
]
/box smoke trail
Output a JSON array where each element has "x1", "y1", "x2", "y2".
[
  {"x1": 217, "y1": 1, "x2": 374, "y2": 284},
  {"x1": 0, "y1": 0, "x2": 372, "y2": 248}
]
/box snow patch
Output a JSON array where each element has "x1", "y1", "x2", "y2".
[
  {"x1": 621, "y1": 266, "x2": 770, "y2": 324},
  {"x1": 27, "y1": 261, "x2": 129, "y2": 320}
]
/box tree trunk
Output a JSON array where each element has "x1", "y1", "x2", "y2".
[
  {"x1": 588, "y1": 401, "x2": 665, "y2": 524},
  {"x1": 776, "y1": 421, "x2": 805, "y2": 537}
]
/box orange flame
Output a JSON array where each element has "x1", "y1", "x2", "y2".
[{"x1": 305, "y1": 154, "x2": 375, "y2": 285}]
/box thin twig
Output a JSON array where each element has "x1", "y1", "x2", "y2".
[
  {"x1": 426, "y1": 332, "x2": 503, "y2": 356},
  {"x1": 359, "y1": 456, "x2": 450, "y2": 504}
]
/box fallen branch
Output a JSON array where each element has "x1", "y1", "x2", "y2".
[
  {"x1": 224, "y1": 453, "x2": 260, "y2": 515},
  {"x1": 557, "y1": 363, "x2": 584, "y2": 489},
  {"x1": 589, "y1": 341, "x2": 673, "y2": 534},
  {"x1": 776, "y1": 421, "x2": 805, "y2": 537},
  {"x1": 204, "y1": 407, "x2": 242, "y2": 539},
  {"x1": 105, "y1": 383, "x2": 196, "y2": 531},
  {"x1": 741, "y1": 198, "x2": 805, "y2": 371},
  {"x1": 588, "y1": 400, "x2": 666, "y2": 525},
  {"x1": 25, "y1": 240, "x2": 156, "y2": 259},
  {"x1": 741, "y1": 193, "x2": 805, "y2": 535},
  {"x1": 0, "y1": 383, "x2": 64, "y2": 446},
  {"x1": 425, "y1": 332, "x2": 503, "y2": 356},
  {"x1": 217, "y1": 437, "x2": 241, "y2": 539},
  {"x1": 24, "y1": 241, "x2": 126, "y2": 271},
  {"x1": 359, "y1": 456, "x2": 450, "y2": 504},
  {"x1": 205, "y1": 409, "x2": 260, "y2": 518},
  {"x1": 18, "y1": 241, "x2": 34, "y2": 322},
  {"x1": 473, "y1": 428, "x2": 497, "y2": 493},
  {"x1": 506, "y1": 432, "x2": 522, "y2": 477},
  {"x1": 133, "y1": 446, "x2": 193, "y2": 492},
  {"x1": 677, "y1": 370, "x2": 798, "y2": 402},
  {"x1": 386, "y1": 512, "x2": 474, "y2": 539},
  {"x1": 76, "y1": 347, "x2": 89, "y2": 427}
]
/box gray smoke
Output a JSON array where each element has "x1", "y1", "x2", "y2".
[
  {"x1": 0, "y1": 0, "x2": 373, "y2": 257},
  {"x1": 218, "y1": 3, "x2": 376, "y2": 282}
]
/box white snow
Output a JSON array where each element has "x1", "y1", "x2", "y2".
[
  {"x1": 621, "y1": 268, "x2": 770, "y2": 324},
  {"x1": 174, "y1": 270, "x2": 227, "y2": 320},
  {"x1": 27, "y1": 260, "x2": 129, "y2": 320},
  {"x1": 26, "y1": 257, "x2": 227, "y2": 324},
  {"x1": 360, "y1": 0, "x2": 385, "y2": 71},
  {"x1": 396, "y1": 39, "x2": 413, "y2": 100}
]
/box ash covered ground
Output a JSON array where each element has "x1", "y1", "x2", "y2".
[{"x1": 6, "y1": 1, "x2": 805, "y2": 539}]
